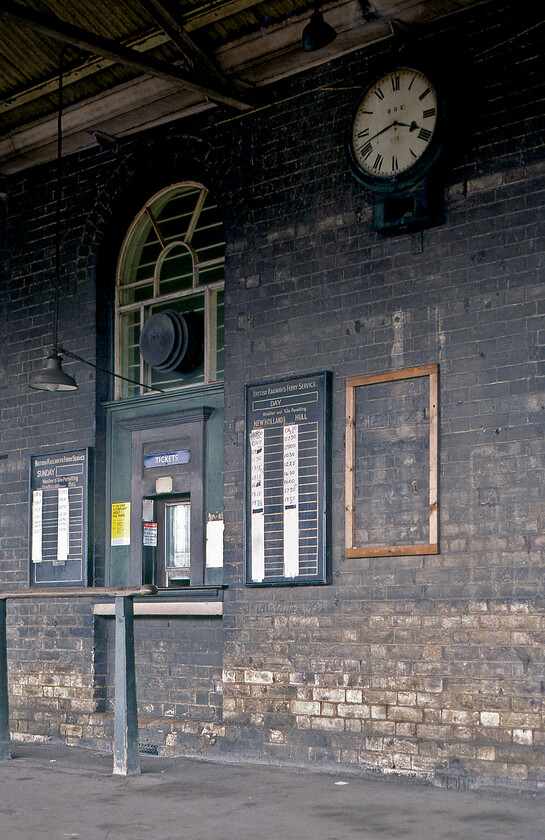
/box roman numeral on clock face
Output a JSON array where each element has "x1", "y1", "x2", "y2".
[
  {"x1": 359, "y1": 141, "x2": 373, "y2": 160},
  {"x1": 374, "y1": 87, "x2": 385, "y2": 101},
  {"x1": 418, "y1": 127, "x2": 432, "y2": 142},
  {"x1": 423, "y1": 108, "x2": 436, "y2": 119},
  {"x1": 372, "y1": 154, "x2": 384, "y2": 172},
  {"x1": 391, "y1": 76, "x2": 400, "y2": 92}
]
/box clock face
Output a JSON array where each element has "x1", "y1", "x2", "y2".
[{"x1": 350, "y1": 68, "x2": 438, "y2": 180}]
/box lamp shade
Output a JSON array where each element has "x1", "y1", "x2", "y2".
[
  {"x1": 302, "y1": 8, "x2": 337, "y2": 51},
  {"x1": 29, "y1": 354, "x2": 78, "y2": 391}
]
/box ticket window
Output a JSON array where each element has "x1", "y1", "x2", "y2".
[
  {"x1": 119, "y1": 408, "x2": 213, "y2": 588},
  {"x1": 164, "y1": 499, "x2": 191, "y2": 584},
  {"x1": 143, "y1": 495, "x2": 192, "y2": 587}
]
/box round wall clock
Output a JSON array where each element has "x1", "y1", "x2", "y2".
[{"x1": 347, "y1": 66, "x2": 444, "y2": 192}]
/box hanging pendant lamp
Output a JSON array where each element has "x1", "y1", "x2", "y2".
[
  {"x1": 302, "y1": 4, "x2": 337, "y2": 51},
  {"x1": 29, "y1": 353, "x2": 78, "y2": 391},
  {"x1": 29, "y1": 49, "x2": 78, "y2": 393}
]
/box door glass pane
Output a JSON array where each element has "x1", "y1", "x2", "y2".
[{"x1": 165, "y1": 502, "x2": 190, "y2": 580}]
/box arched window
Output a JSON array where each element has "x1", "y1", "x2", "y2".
[{"x1": 115, "y1": 182, "x2": 224, "y2": 399}]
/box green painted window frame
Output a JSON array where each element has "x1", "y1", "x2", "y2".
[{"x1": 115, "y1": 182, "x2": 225, "y2": 400}]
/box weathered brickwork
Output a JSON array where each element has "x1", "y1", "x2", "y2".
[
  {"x1": 0, "y1": 0, "x2": 544, "y2": 787},
  {"x1": 5, "y1": 599, "x2": 98, "y2": 744},
  {"x1": 102, "y1": 617, "x2": 224, "y2": 721},
  {"x1": 221, "y1": 599, "x2": 545, "y2": 784}
]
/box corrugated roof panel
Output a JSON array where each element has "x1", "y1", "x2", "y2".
[
  {"x1": 41, "y1": 0, "x2": 151, "y2": 41},
  {"x1": 195, "y1": 0, "x2": 313, "y2": 49},
  {"x1": 0, "y1": 0, "x2": 490, "y2": 163},
  {"x1": 0, "y1": 0, "x2": 192, "y2": 134},
  {"x1": 0, "y1": 21, "x2": 61, "y2": 91}
]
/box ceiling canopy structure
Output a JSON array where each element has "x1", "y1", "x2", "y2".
[{"x1": 0, "y1": 0, "x2": 486, "y2": 175}]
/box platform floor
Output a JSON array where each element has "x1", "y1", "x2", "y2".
[{"x1": 0, "y1": 742, "x2": 543, "y2": 839}]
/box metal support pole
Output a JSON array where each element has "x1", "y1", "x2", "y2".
[
  {"x1": 0, "y1": 600, "x2": 10, "y2": 759},
  {"x1": 113, "y1": 595, "x2": 139, "y2": 775}
]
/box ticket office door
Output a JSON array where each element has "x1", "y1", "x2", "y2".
[{"x1": 128, "y1": 410, "x2": 211, "y2": 587}]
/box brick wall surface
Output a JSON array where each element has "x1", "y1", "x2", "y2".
[
  {"x1": 5, "y1": 599, "x2": 97, "y2": 743},
  {"x1": 0, "y1": 0, "x2": 544, "y2": 786},
  {"x1": 102, "y1": 617, "x2": 224, "y2": 721},
  {"x1": 220, "y1": 0, "x2": 545, "y2": 786}
]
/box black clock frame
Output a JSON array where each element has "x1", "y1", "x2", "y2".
[{"x1": 346, "y1": 62, "x2": 448, "y2": 194}]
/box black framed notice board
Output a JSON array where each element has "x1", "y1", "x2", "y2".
[
  {"x1": 244, "y1": 372, "x2": 331, "y2": 586},
  {"x1": 29, "y1": 449, "x2": 92, "y2": 587}
]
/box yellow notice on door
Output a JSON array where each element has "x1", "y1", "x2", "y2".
[{"x1": 111, "y1": 502, "x2": 131, "y2": 546}]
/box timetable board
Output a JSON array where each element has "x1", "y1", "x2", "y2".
[
  {"x1": 29, "y1": 449, "x2": 91, "y2": 586},
  {"x1": 244, "y1": 373, "x2": 331, "y2": 585}
]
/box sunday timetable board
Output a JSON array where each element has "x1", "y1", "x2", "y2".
[
  {"x1": 29, "y1": 449, "x2": 90, "y2": 586},
  {"x1": 245, "y1": 372, "x2": 331, "y2": 585}
]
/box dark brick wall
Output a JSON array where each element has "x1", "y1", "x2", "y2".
[
  {"x1": 100, "y1": 617, "x2": 224, "y2": 721},
  {"x1": 220, "y1": 1, "x2": 545, "y2": 785},
  {"x1": 0, "y1": 0, "x2": 544, "y2": 785},
  {"x1": 5, "y1": 599, "x2": 97, "y2": 742}
]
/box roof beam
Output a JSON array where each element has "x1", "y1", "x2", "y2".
[
  {"x1": 0, "y1": 0, "x2": 250, "y2": 111},
  {"x1": 135, "y1": 0, "x2": 246, "y2": 91},
  {"x1": 183, "y1": 0, "x2": 266, "y2": 31}
]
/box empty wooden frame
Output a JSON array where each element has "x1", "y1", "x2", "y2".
[{"x1": 345, "y1": 364, "x2": 438, "y2": 558}]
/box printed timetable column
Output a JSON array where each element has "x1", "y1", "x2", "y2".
[
  {"x1": 250, "y1": 428, "x2": 265, "y2": 582},
  {"x1": 283, "y1": 424, "x2": 299, "y2": 578},
  {"x1": 245, "y1": 372, "x2": 331, "y2": 586}
]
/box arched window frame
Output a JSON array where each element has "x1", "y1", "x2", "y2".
[{"x1": 114, "y1": 181, "x2": 225, "y2": 400}]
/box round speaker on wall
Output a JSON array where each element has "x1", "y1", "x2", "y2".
[{"x1": 139, "y1": 310, "x2": 204, "y2": 374}]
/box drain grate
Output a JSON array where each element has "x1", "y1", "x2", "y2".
[{"x1": 139, "y1": 742, "x2": 159, "y2": 755}]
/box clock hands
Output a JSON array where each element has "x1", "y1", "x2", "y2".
[
  {"x1": 365, "y1": 119, "x2": 423, "y2": 144},
  {"x1": 365, "y1": 121, "x2": 397, "y2": 143}
]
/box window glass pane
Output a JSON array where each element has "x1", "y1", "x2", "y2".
[
  {"x1": 165, "y1": 501, "x2": 190, "y2": 585},
  {"x1": 118, "y1": 311, "x2": 141, "y2": 399},
  {"x1": 132, "y1": 239, "x2": 162, "y2": 282},
  {"x1": 215, "y1": 290, "x2": 224, "y2": 381},
  {"x1": 119, "y1": 282, "x2": 154, "y2": 307},
  {"x1": 158, "y1": 243, "x2": 194, "y2": 296},
  {"x1": 190, "y1": 199, "x2": 225, "y2": 265},
  {"x1": 154, "y1": 186, "x2": 202, "y2": 244},
  {"x1": 165, "y1": 502, "x2": 190, "y2": 569},
  {"x1": 119, "y1": 221, "x2": 161, "y2": 287},
  {"x1": 152, "y1": 294, "x2": 205, "y2": 318},
  {"x1": 197, "y1": 263, "x2": 224, "y2": 286}
]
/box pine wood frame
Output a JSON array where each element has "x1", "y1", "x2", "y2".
[{"x1": 345, "y1": 364, "x2": 439, "y2": 558}]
